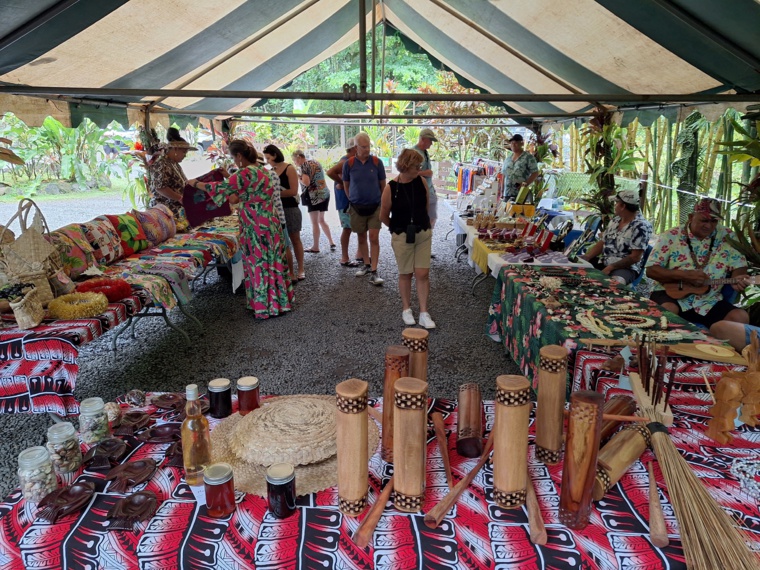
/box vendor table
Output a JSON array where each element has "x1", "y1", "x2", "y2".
[
  {"x1": 0, "y1": 292, "x2": 148, "y2": 416},
  {"x1": 1, "y1": 393, "x2": 758, "y2": 569},
  {"x1": 487, "y1": 265, "x2": 708, "y2": 391}
]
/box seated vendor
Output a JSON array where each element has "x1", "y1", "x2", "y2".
[
  {"x1": 581, "y1": 189, "x2": 652, "y2": 285},
  {"x1": 710, "y1": 321, "x2": 760, "y2": 352},
  {"x1": 646, "y1": 198, "x2": 749, "y2": 334}
]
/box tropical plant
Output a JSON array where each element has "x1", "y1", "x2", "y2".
[{"x1": 671, "y1": 110, "x2": 710, "y2": 223}]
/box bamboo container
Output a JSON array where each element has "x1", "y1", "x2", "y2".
[
  {"x1": 592, "y1": 423, "x2": 651, "y2": 501},
  {"x1": 559, "y1": 390, "x2": 604, "y2": 529},
  {"x1": 393, "y1": 377, "x2": 428, "y2": 512},
  {"x1": 336, "y1": 379, "x2": 369, "y2": 516},
  {"x1": 381, "y1": 345, "x2": 410, "y2": 462},
  {"x1": 402, "y1": 328, "x2": 429, "y2": 383},
  {"x1": 493, "y1": 375, "x2": 532, "y2": 509},
  {"x1": 457, "y1": 383, "x2": 483, "y2": 458},
  {"x1": 534, "y1": 345, "x2": 568, "y2": 464},
  {"x1": 600, "y1": 395, "x2": 638, "y2": 443}
]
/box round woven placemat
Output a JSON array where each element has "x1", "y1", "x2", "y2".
[
  {"x1": 211, "y1": 404, "x2": 379, "y2": 497},
  {"x1": 228, "y1": 395, "x2": 338, "y2": 466}
]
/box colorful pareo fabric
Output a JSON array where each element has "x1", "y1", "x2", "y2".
[
  {"x1": 647, "y1": 225, "x2": 747, "y2": 315},
  {"x1": 600, "y1": 212, "x2": 652, "y2": 272},
  {"x1": 205, "y1": 166, "x2": 293, "y2": 318}
]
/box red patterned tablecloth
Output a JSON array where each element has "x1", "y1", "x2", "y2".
[
  {"x1": 0, "y1": 393, "x2": 758, "y2": 569},
  {"x1": 0, "y1": 293, "x2": 146, "y2": 415}
]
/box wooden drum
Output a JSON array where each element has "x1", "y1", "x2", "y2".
[
  {"x1": 534, "y1": 345, "x2": 568, "y2": 465},
  {"x1": 336, "y1": 379, "x2": 369, "y2": 516},
  {"x1": 402, "y1": 328, "x2": 429, "y2": 383},
  {"x1": 493, "y1": 375, "x2": 532, "y2": 509},
  {"x1": 382, "y1": 345, "x2": 410, "y2": 463},
  {"x1": 393, "y1": 377, "x2": 428, "y2": 512},
  {"x1": 457, "y1": 383, "x2": 483, "y2": 458},
  {"x1": 593, "y1": 423, "x2": 650, "y2": 501}
]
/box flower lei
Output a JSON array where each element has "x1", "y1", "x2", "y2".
[
  {"x1": 76, "y1": 278, "x2": 132, "y2": 302},
  {"x1": 538, "y1": 276, "x2": 562, "y2": 290},
  {"x1": 576, "y1": 309, "x2": 613, "y2": 337},
  {"x1": 48, "y1": 292, "x2": 109, "y2": 320}
]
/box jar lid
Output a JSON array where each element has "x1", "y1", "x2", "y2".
[
  {"x1": 47, "y1": 422, "x2": 76, "y2": 443},
  {"x1": 208, "y1": 378, "x2": 231, "y2": 393},
  {"x1": 266, "y1": 462, "x2": 295, "y2": 484},
  {"x1": 79, "y1": 397, "x2": 105, "y2": 414},
  {"x1": 237, "y1": 376, "x2": 259, "y2": 391},
  {"x1": 203, "y1": 462, "x2": 234, "y2": 485},
  {"x1": 186, "y1": 384, "x2": 199, "y2": 400},
  {"x1": 18, "y1": 446, "x2": 50, "y2": 469}
]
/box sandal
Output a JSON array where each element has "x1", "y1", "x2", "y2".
[
  {"x1": 340, "y1": 260, "x2": 362, "y2": 267},
  {"x1": 297, "y1": 274, "x2": 306, "y2": 281},
  {"x1": 330, "y1": 244, "x2": 336, "y2": 251},
  {"x1": 305, "y1": 248, "x2": 320, "y2": 253}
]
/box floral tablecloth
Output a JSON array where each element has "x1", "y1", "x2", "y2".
[
  {"x1": 0, "y1": 393, "x2": 759, "y2": 569},
  {"x1": 487, "y1": 265, "x2": 708, "y2": 392},
  {"x1": 0, "y1": 292, "x2": 148, "y2": 415}
]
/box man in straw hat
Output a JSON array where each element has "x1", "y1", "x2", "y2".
[
  {"x1": 581, "y1": 189, "x2": 652, "y2": 285},
  {"x1": 647, "y1": 197, "x2": 750, "y2": 333},
  {"x1": 148, "y1": 135, "x2": 198, "y2": 232},
  {"x1": 327, "y1": 138, "x2": 362, "y2": 267}
]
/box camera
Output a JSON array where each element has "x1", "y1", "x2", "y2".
[{"x1": 406, "y1": 224, "x2": 417, "y2": 244}]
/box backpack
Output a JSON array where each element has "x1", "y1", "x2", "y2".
[{"x1": 346, "y1": 155, "x2": 381, "y2": 169}]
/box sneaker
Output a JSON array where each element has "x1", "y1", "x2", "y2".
[
  {"x1": 402, "y1": 309, "x2": 415, "y2": 325},
  {"x1": 355, "y1": 265, "x2": 371, "y2": 277},
  {"x1": 418, "y1": 312, "x2": 436, "y2": 329},
  {"x1": 368, "y1": 271, "x2": 384, "y2": 286}
]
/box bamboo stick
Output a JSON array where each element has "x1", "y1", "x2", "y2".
[
  {"x1": 647, "y1": 461, "x2": 670, "y2": 548},
  {"x1": 424, "y1": 436, "x2": 494, "y2": 529},
  {"x1": 526, "y1": 468, "x2": 547, "y2": 545},
  {"x1": 352, "y1": 476, "x2": 394, "y2": 549},
  {"x1": 431, "y1": 412, "x2": 454, "y2": 491}
]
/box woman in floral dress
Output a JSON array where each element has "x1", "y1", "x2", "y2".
[{"x1": 188, "y1": 140, "x2": 293, "y2": 318}]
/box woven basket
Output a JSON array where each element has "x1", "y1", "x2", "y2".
[
  {"x1": 10, "y1": 288, "x2": 44, "y2": 330},
  {"x1": 15, "y1": 271, "x2": 54, "y2": 306}
]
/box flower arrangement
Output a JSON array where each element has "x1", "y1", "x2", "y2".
[
  {"x1": 76, "y1": 278, "x2": 132, "y2": 302},
  {"x1": 48, "y1": 292, "x2": 109, "y2": 320}
]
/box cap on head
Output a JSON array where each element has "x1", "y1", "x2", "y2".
[
  {"x1": 346, "y1": 137, "x2": 356, "y2": 149},
  {"x1": 419, "y1": 128, "x2": 438, "y2": 142},
  {"x1": 616, "y1": 189, "x2": 639, "y2": 206},
  {"x1": 508, "y1": 134, "x2": 524, "y2": 143},
  {"x1": 693, "y1": 197, "x2": 722, "y2": 219}
]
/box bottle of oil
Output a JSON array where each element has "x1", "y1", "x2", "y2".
[{"x1": 181, "y1": 384, "x2": 211, "y2": 486}]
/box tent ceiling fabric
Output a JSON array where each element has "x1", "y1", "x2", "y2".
[{"x1": 0, "y1": 0, "x2": 758, "y2": 126}]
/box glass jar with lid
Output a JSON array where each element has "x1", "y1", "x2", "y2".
[
  {"x1": 236, "y1": 376, "x2": 260, "y2": 416},
  {"x1": 46, "y1": 422, "x2": 82, "y2": 473},
  {"x1": 203, "y1": 463, "x2": 236, "y2": 518},
  {"x1": 266, "y1": 462, "x2": 296, "y2": 519},
  {"x1": 208, "y1": 378, "x2": 232, "y2": 419},
  {"x1": 18, "y1": 446, "x2": 58, "y2": 503},
  {"x1": 78, "y1": 397, "x2": 111, "y2": 444}
]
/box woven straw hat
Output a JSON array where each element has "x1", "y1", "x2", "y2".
[{"x1": 211, "y1": 395, "x2": 380, "y2": 497}]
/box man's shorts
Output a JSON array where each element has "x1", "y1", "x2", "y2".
[
  {"x1": 338, "y1": 211, "x2": 352, "y2": 230},
  {"x1": 391, "y1": 229, "x2": 432, "y2": 274},
  {"x1": 650, "y1": 290, "x2": 736, "y2": 328},
  {"x1": 349, "y1": 205, "x2": 381, "y2": 234}
]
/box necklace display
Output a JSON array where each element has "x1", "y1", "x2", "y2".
[
  {"x1": 576, "y1": 309, "x2": 613, "y2": 337},
  {"x1": 731, "y1": 458, "x2": 760, "y2": 499}
]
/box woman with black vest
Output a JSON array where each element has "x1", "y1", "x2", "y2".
[{"x1": 380, "y1": 149, "x2": 435, "y2": 329}]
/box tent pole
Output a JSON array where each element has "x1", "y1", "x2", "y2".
[
  {"x1": 371, "y1": 0, "x2": 377, "y2": 116},
  {"x1": 359, "y1": 0, "x2": 367, "y2": 95}
]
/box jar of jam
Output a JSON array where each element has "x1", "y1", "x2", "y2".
[
  {"x1": 208, "y1": 378, "x2": 232, "y2": 419},
  {"x1": 266, "y1": 462, "x2": 296, "y2": 519},
  {"x1": 237, "y1": 376, "x2": 260, "y2": 416},
  {"x1": 203, "y1": 463, "x2": 236, "y2": 518},
  {"x1": 46, "y1": 422, "x2": 82, "y2": 474},
  {"x1": 18, "y1": 446, "x2": 57, "y2": 504},
  {"x1": 79, "y1": 397, "x2": 111, "y2": 444}
]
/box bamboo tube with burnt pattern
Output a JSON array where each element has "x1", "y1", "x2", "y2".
[
  {"x1": 493, "y1": 375, "x2": 532, "y2": 509},
  {"x1": 457, "y1": 383, "x2": 483, "y2": 458},
  {"x1": 402, "y1": 328, "x2": 429, "y2": 383},
  {"x1": 592, "y1": 423, "x2": 650, "y2": 501},
  {"x1": 559, "y1": 390, "x2": 604, "y2": 529},
  {"x1": 393, "y1": 377, "x2": 428, "y2": 512},
  {"x1": 336, "y1": 379, "x2": 369, "y2": 517},
  {"x1": 382, "y1": 346, "x2": 410, "y2": 462},
  {"x1": 600, "y1": 395, "x2": 638, "y2": 443},
  {"x1": 535, "y1": 345, "x2": 568, "y2": 464}
]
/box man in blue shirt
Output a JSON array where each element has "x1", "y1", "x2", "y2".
[
  {"x1": 342, "y1": 132, "x2": 386, "y2": 285},
  {"x1": 326, "y1": 138, "x2": 361, "y2": 267}
]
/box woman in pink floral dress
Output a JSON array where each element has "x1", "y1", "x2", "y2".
[{"x1": 188, "y1": 140, "x2": 293, "y2": 318}]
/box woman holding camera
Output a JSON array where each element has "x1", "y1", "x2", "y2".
[{"x1": 380, "y1": 149, "x2": 435, "y2": 329}]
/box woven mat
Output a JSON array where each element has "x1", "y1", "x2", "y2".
[{"x1": 211, "y1": 396, "x2": 380, "y2": 497}]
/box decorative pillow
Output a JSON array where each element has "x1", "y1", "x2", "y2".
[
  {"x1": 104, "y1": 213, "x2": 149, "y2": 256},
  {"x1": 48, "y1": 224, "x2": 96, "y2": 279},
  {"x1": 80, "y1": 217, "x2": 123, "y2": 265},
  {"x1": 152, "y1": 204, "x2": 177, "y2": 238},
  {"x1": 132, "y1": 208, "x2": 174, "y2": 247}
]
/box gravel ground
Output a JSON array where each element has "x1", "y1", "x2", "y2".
[{"x1": 0, "y1": 196, "x2": 519, "y2": 499}]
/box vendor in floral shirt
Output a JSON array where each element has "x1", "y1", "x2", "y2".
[
  {"x1": 646, "y1": 197, "x2": 749, "y2": 332},
  {"x1": 582, "y1": 189, "x2": 652, "y2": 285}
]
